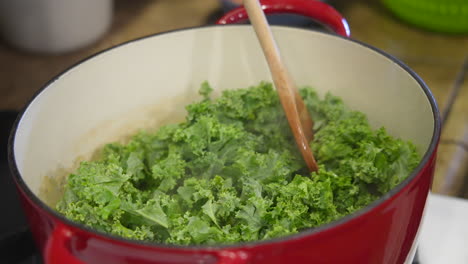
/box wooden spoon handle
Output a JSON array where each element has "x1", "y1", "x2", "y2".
[
  {"x1": 244, "y1": 0, "x2": 318, "y2": 172},
  {"x1": 294, "y1": 90, "x2": 315, "y2": 141}
]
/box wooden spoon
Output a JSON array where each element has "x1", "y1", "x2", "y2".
[{"x1": 244, "y1": 0, "x2": 318, "y2": 172}]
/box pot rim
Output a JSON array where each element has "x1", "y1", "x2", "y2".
[{"x1": 8, "y1": 24, "x2": 441, "y2": 250}]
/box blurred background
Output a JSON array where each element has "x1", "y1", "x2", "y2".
[{"x1": 0, "y1": 0, "x2": 467, "y2": 263}]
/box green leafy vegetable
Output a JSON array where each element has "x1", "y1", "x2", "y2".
[{"x1": 56, "y1": 81, "x2": 420, "y2": 245}]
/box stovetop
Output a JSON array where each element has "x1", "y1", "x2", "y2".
[{"x1": 0, "y1": 111, "x2": 43, "y2": 263}]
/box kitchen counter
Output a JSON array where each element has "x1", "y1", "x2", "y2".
[
  {"x1": 334, "y1": 0, "x2": 468, "y2": 197},
  {"x1": 1, "y1": 0, "x2": 467, "y2": 197}
]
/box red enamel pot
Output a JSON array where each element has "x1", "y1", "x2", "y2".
[{"x1": 8, "y1": 0, "x2": 440, "y2": 263}]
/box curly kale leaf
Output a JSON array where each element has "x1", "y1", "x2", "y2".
[{"x1": 57, "y1": 82, "x2": 420, "y2": 245}]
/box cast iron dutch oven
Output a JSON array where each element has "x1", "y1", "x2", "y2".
[{"x1": 9, "y1": 0, "x2": 440, "y2": 263}]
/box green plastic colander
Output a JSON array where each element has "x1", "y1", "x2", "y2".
[{"x1": 381, "y1": 0, "x2": 468, "y2": 34}]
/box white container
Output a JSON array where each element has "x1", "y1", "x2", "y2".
[{"x1": 0, "y1": 0, "x2": 113, "y2": 54}]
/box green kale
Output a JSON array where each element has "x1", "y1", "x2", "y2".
[{"x1": 56, "y1": 81, "x2": 420, "y2": 245}]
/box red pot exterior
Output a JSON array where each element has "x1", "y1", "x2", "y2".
[{"x1": 14, "y1": 149, "x2": 437, "y2": 264}]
